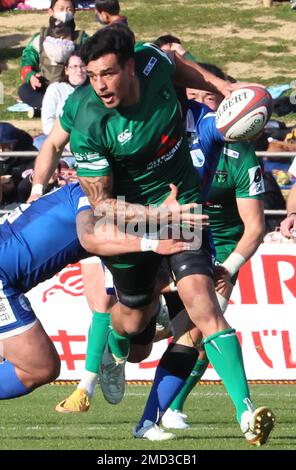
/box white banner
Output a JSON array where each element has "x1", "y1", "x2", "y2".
[{"x1": 27, "y1": 244, "x2": 296, "y2": 381}]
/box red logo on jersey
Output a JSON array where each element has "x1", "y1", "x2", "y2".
[
  {"x1": 156, "y1": 134, "x2": 177, "y2": 158},
  {"x1": 43, "y1": 263, "x2": 84, "y2": 302}
]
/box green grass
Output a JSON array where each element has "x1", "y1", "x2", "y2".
[
  {"x1": 0, "y1": 384, "x2": 295, "y2": 450},
  {"x1": 1, "y1": 1, "x2": 296, "y2": 124}
]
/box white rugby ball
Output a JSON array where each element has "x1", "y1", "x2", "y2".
[{"x1": 216, "y1": 86, "x2": 272, "y2": 141}]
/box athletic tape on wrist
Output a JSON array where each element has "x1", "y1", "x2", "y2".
[
  {"x1": 140, "y1": 236, "x2": 159, "y2": 252},
  {"x1": 222, "y1": 252, "x2": 246, "y2": 277},
  {"x1": 31, "y1": 183, "x2": 44, "y2": 196}
]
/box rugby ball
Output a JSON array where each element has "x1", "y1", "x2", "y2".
[{"x1": 216, "y1": 86, "x2": 272, "y2": 141}]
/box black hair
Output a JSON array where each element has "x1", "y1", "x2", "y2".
[
  {"x1": 154, "y1": 34, "x2": 181, "y2": 48},
  {"x1": 50, "y1": 0, "x2": 76, "y2": 10},
  {"x1": 95, "y1": 0, "x2": 120, "y2": 15},
  {"x1": 198, "y1": 62, "x2": 236, "y2": 83},
  {"x1": 48, "y1": 16, "x2": 76, "y2": 39},
  {"x1": 81, "y1": 26, "x2": 134, "y2": 67}
]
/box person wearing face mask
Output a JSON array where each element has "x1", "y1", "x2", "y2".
[{"x1": 18, "y1": 0, "x2": 88, "y2": 115}]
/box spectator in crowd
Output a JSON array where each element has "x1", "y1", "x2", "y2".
[
  {"x1": 34, "y1": 53, "x2": 88, "y2": 150},
  {"x1": 57, "y1": 157, "x2": 78, "y2": 185},
  {"x1": 0, "y1": 0, "x2": 20, "y2": 11},
  {"x1": 95, "y1": 0, "x2": 128, "y2": 26},
  {"x1": 0, "y1": 122, "x2": 36, "y2": 206},
  {"x1": 18, "y1": 0, "x2": 88, "y2": 114}
]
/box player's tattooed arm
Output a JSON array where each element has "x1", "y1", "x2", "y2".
[
  {"x1": 79, "y1": 177, "x2": 204, "y2": 228},
  {"x1": 76, "y1": 209, "x2": 193, "y2": 257},
  {"x1": 78, "y1": 175, "x2": 149, "y2": 223},
  {"x1": 78, "y1": 175, "x2": 113, "y2": 206}
]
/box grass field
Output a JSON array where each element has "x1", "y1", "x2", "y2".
[
  {"x1": 1, "y1": 1, "x2": 296, "y2": 457},
  {"x1": 0, "y1": 383, "x2": 295, "y2": 450}
]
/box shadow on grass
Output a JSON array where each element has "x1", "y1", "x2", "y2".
[
  {"x1": 0, "y1": 46, "x2": 25, "y2": 61},
  {"x1": 0, "y1": 34, "x2": 29, "y2": 61}
]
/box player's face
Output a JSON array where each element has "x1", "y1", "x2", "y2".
[
  {"x1": 186, "y1": 88, "x2": 223, "y2": 111},
  {"x1": 86, "y1": 54, "x2": 136, "y2": 108}
]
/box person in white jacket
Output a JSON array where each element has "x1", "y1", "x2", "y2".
[{"x1": 33, "y1": 53, "x2": 87, "y2": 149}]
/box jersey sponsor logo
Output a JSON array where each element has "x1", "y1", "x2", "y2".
[
  {"x1": 223, "y1": 147, "x2": 239, "y2": 159},
  {"x1": 147, "y1": 136, "x2": 183, "y2": 171},
  {"x1": 117, "y1": 129, "x2": 133, "y2": 145},
  {"x1": 215, "y1": 170, "x2": 228, "y2": 184},
  {"x1": 248, "y1": 165, "x2": 265, "y2": 196},
  {"x1": 206, "y1": 201, "x2": 222, "y2": 209},
  {"x1": 156, "y1": 134, "x2": 178, "y2": 158},
  {"x1": 143, "y1": 56, "x2": 158, "y2": 76},
  {"x1": 190, "y1": 148, "x2": 205, "y2": 168},
  {"x1": 75, "y1": 153, "x2": 102, "y2": 162},
  {"x1": 42, "y1": 263, "x2": 84, "y2": 302}
]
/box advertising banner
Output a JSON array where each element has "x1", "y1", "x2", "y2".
[{"x1": 27, "y1": 244, "x2": 296, "y2": 381}]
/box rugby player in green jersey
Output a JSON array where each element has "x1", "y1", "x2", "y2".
[
  {"x1": 30, "y1": 26, "x2": 274, "y2": 443},
  {"x1": 162, "y1": 72, "x2": 267, "y2": 433}
]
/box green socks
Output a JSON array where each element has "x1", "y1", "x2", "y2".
[
  {"x1": 170, "y1": 358, "x2": 209, "y2": 412},
  {"x1": 85, "y1": 311, "x2": 110, "y2": 373},
  {"x1": 203, "y1": 328, "x2": 250, "y2": 422},
  {"x1": 108, "y1": 328, "x2": 130, "y2": 361}
]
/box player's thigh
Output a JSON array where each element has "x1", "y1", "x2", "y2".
[
  {"x1": 2, "y1": 320, "x2": 60, "y2": 373},
  {"x1": 102, "y1": 252, "x2": 162, "y2": 308}
]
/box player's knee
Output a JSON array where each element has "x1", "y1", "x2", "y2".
[{"x1": 122, "y1": 318, "x2": 147, "y2": 337}]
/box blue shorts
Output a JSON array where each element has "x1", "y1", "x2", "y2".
[{"x1": 0, "y1": 280, "x2": 37, "y2": 339}]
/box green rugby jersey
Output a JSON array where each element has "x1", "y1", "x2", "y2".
[
  {"x1": 60, "y1": 43, "x2": 200, "y2": 205},
  {"x1": 205, "y1": 142, "x2": 264, "y2": 260}
]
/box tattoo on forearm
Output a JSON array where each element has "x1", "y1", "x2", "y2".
[
  {"x1": 79, "y1": 176, "x2": 113, "y2": 207},
  {"x1": 79, "y1": 176, "x2": 167, "y2": 226}
]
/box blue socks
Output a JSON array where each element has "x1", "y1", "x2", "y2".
[
  {"x1": 136, "y1": 344, "x2": 199, "y2": 430},
  {"x1": 136, "y1": 366, "x2": 186, "y2": 429},
  {"x1": 0, "y1": 360, "x2": 31, "y2": 399}
]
